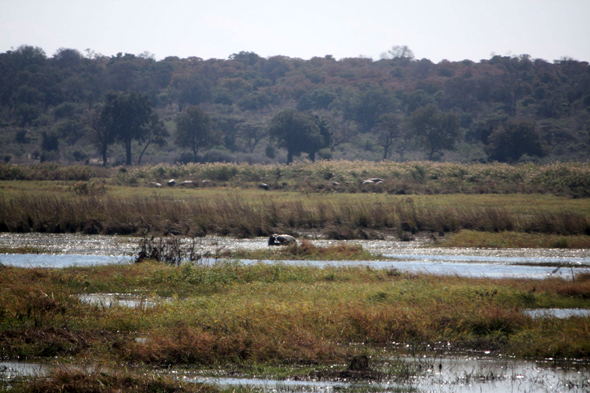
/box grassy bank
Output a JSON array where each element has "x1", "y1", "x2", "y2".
[
  {"x1": 1, "y1": 261, "x2": 589, "y2": 368},
  {"x1": 436, "y1": 230, "x2": 590, "y2": 248},
  {"x1": 2, "y1": 160, "x2": 590, "y2": 197},
  {"x1": 1, "y1": 190, "x2": 589, "y2": 241},
  {"x1": 227, "y1": 240, "x2": 380, "y2": 260}
]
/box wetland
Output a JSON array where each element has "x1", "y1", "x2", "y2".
[{"x1": 1, "y1": 161, "x2": 590, "y2": 392}]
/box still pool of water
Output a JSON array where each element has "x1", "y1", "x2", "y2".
[
  {"x1": 77, "y1": 293, "x2": 162, "y2": 308},
  {"x1": 3, "y1": 357, "x2": 588, "y2": 393},
  {"x1": 524, "y1": 308, "x2": 590, "y2": 319},
  {"x1": 180, "y1": 356, "x2": 590, "y2": 392},
  {"x1": 2, "y1": 253, "x2": 589, "y2": 279}
]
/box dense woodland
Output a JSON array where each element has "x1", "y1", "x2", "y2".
[{"x1": 1, "y1": 45, "x2": 589, "y2": 166}]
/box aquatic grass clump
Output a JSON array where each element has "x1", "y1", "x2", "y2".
[
  {"x1": 9, "y1": 367, "x2": 220, "y2": 393},
  {"x1": 228, "y1": 240, "x2": 379, "y2": 261}
]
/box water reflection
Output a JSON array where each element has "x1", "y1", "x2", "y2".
[
  {"x1": 0, "y1": 362, "x2": 49, "y2": 379},
  {"x1": 1, "y1": 358, "x2": 588, "y2": 392},
  {"x1": 0, "y1": 254, "x2": 132, "y2": 268},
  {"x1": 524, "y1": 308, "x2": 590, "y2": 319},
  {"x1": 2, "y1": 254, "x2": 590, "y2": 279},
  {"x1": 77, "y1": 293, "x2": 163, "y2": 308},
  {"x1": 181, "y1": 356, "x2": 590, "y2": 393}
]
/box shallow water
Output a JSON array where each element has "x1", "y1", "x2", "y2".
[
  {"x1": 181, "y1": 356, "x2": 590, "y2": 392},
  {"x1": 2, "y1": 233, "x2": 590, "y2": 278},
  {"x1": 1, "y1": 357, "x2": 588, "y2": 392},
  {"x1": 0, "y1": 361, "x2": 49, "y2": 379},
  {"x1": 77, "y1": 293, "x2": 163, "y2": 308},
  {"x1": 524, "y1": 308, "x2": 590, "y2": 319},
  {"x1": 0, "y1": 253, "x2": 132, "y2": 268},
  {"x1": 3, "y1": 233, "x2": 590, "y2": 259},
  {"x1": 3, "y1": 254, "x2": 589, "y2": 279}
]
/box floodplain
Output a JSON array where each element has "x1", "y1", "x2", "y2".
[{"x1": 1, "y1": 161, "x2": 590, "y2": 392}]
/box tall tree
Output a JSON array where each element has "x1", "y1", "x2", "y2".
[
  {"x1": 268, "y1": 109, "x2": 328, "y2": 164},
  {"x1": 174, "y1": 105, "x2": 218, "y2": 162},
  {"x1": 238, "y1": 119, "x2": 268, "y2": 153},
  {"x1": 87, "y1": 107, "x2": 113, "y2": 166},
  {"x1": 100, "y1": 91, "x2": 152, "y2": 165},
  {"x1": 341, "y1": 86, "x2": 394, "y2": 133},
  {"x1": 485, "y1": 119, "x2": 547, "y2": 162},
  {"x1": 137, "y1": 113, "x2": 170, "y2": 165},
  {"x1": 380, "y1": 45, "x2": 415, "y2": 60},
  {"x1": 378, "y1": 113, "x2": 403, "y2": 160},
  {"x1": 408, "y1": 104, "x2": 461, "y2": 160}
]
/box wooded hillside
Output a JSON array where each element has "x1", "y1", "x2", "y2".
[{"x1": 1, "y1": 45, "x2": 589, "y2": 165}]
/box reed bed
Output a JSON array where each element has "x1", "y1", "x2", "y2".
[
  {"x1": 1, "y1": 192, "x2": 588, "y2": 239},
  {"x1": 1, "y1": 262, "x2": 589, "y2": 365}
]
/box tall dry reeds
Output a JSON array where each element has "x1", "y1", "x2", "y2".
[{"x1": 1, "y1": 193, "x2": 589, "y2": 238}]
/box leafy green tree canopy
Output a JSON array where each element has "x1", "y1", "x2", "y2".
[
  {"x1": 408, "y1": 104, "x2": 461, "y2": 160},
  {"x1": 341, "y1": 86, "x2": 394, "y2": 133},
  {"x1": 174, "y1": 105, "x2": 219, "y2": 162},
  {"x1": 100, "y1": 91, "x2": 152, "y2": 165},
  {"x1": 485, "y1": 119, "x2": 547, "y2": 162},
  {"x1": 268, "y1": 109, "x2": 329, "y2": 164}
]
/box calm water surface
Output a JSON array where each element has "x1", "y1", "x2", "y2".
[{"x1": 2, "y1": 233, "x2": 590, "y2": 278}]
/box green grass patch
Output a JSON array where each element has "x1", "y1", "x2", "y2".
[
  {"x1": 0, "y1": 246, "x2": 49, "y2": 254},
  {"x1": 7, "y1": 368, "x2": 220, "y2": 393},
  {"x1": 1, "y1": 262, "x2": 589, "y2": 367},
  {"x1": 436, "y1": 230, "x2": 590, "y2": 248},
  {"x1": 226, "y1": 240, "x2": 381, "y2": 260}
]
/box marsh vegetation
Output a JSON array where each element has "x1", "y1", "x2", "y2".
[
  {"x1": 1, "y1": 160, "x2": 589, "y2": 391},
  {"x1": 1, "y1": 162, "x2": 590, "y2": 248}
]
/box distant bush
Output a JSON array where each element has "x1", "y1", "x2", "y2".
[{"x1": 0, "y1": 163, "x2": 96, "y2": 181}]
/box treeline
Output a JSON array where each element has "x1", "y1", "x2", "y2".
[{"x1": 0, "y1": 45, "x2": 589, "y2": 165}]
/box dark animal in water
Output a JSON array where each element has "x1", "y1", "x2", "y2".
[{"x1": 268, "y1": 234, "x2": 296, "y2": 246}]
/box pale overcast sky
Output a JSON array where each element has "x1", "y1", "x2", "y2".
[{"x1": 1, "y1": 0, "x2": 589, "y2": 63}]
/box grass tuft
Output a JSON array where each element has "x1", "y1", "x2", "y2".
[{"x1": 227, "y1": 240, "x2": 379, "y2": 260}]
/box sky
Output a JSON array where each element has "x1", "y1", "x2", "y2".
[{"x1": 1, "y1": 0, "x2": 589, "y2": 64}]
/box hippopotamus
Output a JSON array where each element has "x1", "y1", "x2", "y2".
[{"x1": 268, "y1": 234, "x2": 297, "y2": 246}]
